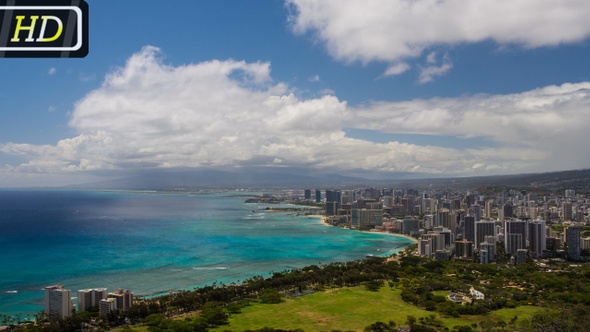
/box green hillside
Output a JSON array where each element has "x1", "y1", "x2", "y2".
[{"x1": 210, "y1": 286, "x2": 538, "y2": 332}]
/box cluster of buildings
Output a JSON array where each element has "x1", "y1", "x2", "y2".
[
  {"x1": 306, "y1": 187, "x2": 588, "y2": 264},
  {"x1": 44, "y1": 285, "x2": 133, "y2": 319}
]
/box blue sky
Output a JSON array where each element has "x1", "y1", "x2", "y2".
[{"x1": 1, "y1": 0, "x2": 590, "y2": 186}]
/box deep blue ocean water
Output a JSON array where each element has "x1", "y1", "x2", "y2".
[{"x1": 0, "y1": 189, "x2": 414, "y2": 318}]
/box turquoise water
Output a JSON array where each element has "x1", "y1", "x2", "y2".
[{"x1": 0, "y1": 190, "x2": 414, "y2": 318}]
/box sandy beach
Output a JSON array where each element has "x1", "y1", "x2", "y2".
[{"x1": 313, "y1": 214, "x2": 418, "y2": 244}]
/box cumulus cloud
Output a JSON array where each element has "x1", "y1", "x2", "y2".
[
  {"x1": 48, "y1": 67, "x2": 57, "y2": 75},
  {"x1": 383, "y1": 63, "x2": 410, "y2": 77},
  {"x1": 418, "y1": 52, "x2": 453, "y2": 83},
  {"x1": 2, "y1": 47, "x2": 590, "y2": 182},
  {"x1": 287, "y1": 0, "x2": 590, "y2": 78},
  {"x1": 350, "y1": 82, "x2": 590, "y2": 171}
]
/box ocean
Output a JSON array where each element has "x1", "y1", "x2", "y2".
[{"x1": 0, "y1": 189, "x2": 414, "y2": 318}]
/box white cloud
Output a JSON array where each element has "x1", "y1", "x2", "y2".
[
  {"x1": 320, "y1": 88, "x2": 335, "y2": 96},
  {"x1": 349, "y1": 82, "x2": 590, "y2": 171},
  {"x1": 418, "y1": 52, "x2": 453, "y2": 83},
  {"x1": 287, "y1": 0, "x2": 590, "y2": 78},
  {"x1": 426, "y1": 52, "x2": 437, "y2": 65},
  {"x1": 2, "y1": 47, "x2": 590, "y2": 183},
  {"x1": 383, "y1": 63, "x2": 410, "y2": 77},
  {"x1": 48, "y1": 67, "x2": 57, "y2": 75},
  {"x1": 309, "y1": 74, "x2": 320, "y2": 82}
]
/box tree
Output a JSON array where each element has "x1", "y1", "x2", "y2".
[
  {"x1": 144, "y1": 313, "x2": 166, "y2": 327},
  {"x1": 200, "y1": 301, "x2": 228, "y2": 327},
  {"x1": 366, "y1": 280, "x2": 383, "y2": 292},
  {"x1": 364, "y1": 320, "x2": 397, "y2": 332},
  {"x1": 227, "y1": 302, "x2": 242, "y2": 314},
  {"x1": 259, "y1": 288, "x2": 283, "y2": 304}
]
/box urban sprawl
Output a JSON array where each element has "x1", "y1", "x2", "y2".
[
  {"x1": 302, "y1": 187, "x2": 587, "y2": 264},
  {"x1": 35, "y1": 186, "x2": 589, "y2": 323}
]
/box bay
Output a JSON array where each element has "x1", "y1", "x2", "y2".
[{"x1": 0, "y1": 189, "x2": 414, "y2": 318}]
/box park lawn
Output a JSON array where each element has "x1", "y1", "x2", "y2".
[
  {"x1": 210, "y1": 286, "x2": 540, "y2": 332},
  {"x1": 489, "y1": 305, "x2": 540, "y2": 323}
]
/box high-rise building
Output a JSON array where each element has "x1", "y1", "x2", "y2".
[
  {"x1": 464, "y1": 193, "x2": 475, "y2": 208},
  {"x1": 78, "y1": 288, "x2": 108, "y2": 312},
  {"x1": 44, "y1": 285, "x2": 73, "y2": 318},
  {"x1": 436, "y1": 208, "x2": 452, "y2": 229},
  {"x1": 515, "y1": 249, "x2": 528, "y2": 265},
  {"x1": 107, "y1": 289, "x2": 134, "y2": 312},
  {"x1": 485, "y1": 200, "x2": 493, "y2": 219},
  {"x1": 401, "y1": 197, "x2": 414, "y2": 214},
  {"x1": 382, "y1": 196, "x2": 394, "y2": 209},
  {"x1": 304, "y1": 189, "x2": 311, "y2": 200},
  {"x1": 480, "y1": 242, "x2": 495, "y2": 262},
  {"x1": 422, "y1": 232, "x2": 445, "y2": 254},
  {"x1": 472, "y1": 204, "x2": 482, "y2": 221},
  {"x1": 351, "y1": 209, "x2": 383, "y2": 228},
  {"x1": 546, "y1": 236, "x2": 561, "y2": 251},
  {"x1": 325, "y1": 201, "x2": 339, "y2": 216},
  {"x1": 566, "y1": 227, "x2": 581, "y2": 261},
  {"x1": 315, "y1": 190, "x2": 321, "y2": 203},
  {"x1": 432, "y1": 227, "x2": 453, "y2": 249},
  {"x1": 475, "y1": 221, "x2": 496, "y2": 249},
  {"x1": 479, "y1": 248, "x2": 489, "y2": 264},
  {"x1": 505, "y1": 220, "x2": 527, "y2": 254},
  {"x1": 340, "y1": 194, "x2": 351, "y2": 205},
  {"x1": 464, "y1": 216, "x2": 475, "y2": 243},
  {"x1": 499, "y1": 204, "x2": 513, "y2": 220},
  {"x1": 485, "y1": 235, "x2": 497, "y2": 255},
  {"x1": 325, "y1": 190, "x2": 341, "y2": 203},
  {"x1": 449, "y1": 212, "x2": 461, "y2": 235},
  {"x1": 435, "y1": 249, "x2": 451, "y2": 261},
  {"x1": 418, "y1": 239, "x2": 431, "y2": 257},
  {"x1": 99, "y1": 298, "x2": 117, "y2": 317},
  {"x1": 528, "y1": 219, "x2": 547, "y2": 258},
  {"x1": 454, "y1": 239, "x2": 474, "y2": 259},
  {"x1": 421, "y1": 198, "x2": 437, "y2": 214},
  {"x1": 402, "y1": 219, "x2": 420, "y2": 236},
  {"x1": 529, "y1": 206, "x2": 538, "y2": 220},
  {"x1": 562, "y1": 202, "x2": 573, "y2": 221}
]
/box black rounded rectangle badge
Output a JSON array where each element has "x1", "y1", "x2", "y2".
[{"x1": 0, "y1": 0, "x2": 88, "y2": 58}]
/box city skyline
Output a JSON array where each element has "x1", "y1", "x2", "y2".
[{"x1": 1, "y1": 1, "x2": 590, "y2": 187}]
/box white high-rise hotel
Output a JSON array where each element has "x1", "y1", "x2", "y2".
[{"x1": 44, "y1": 285, "x2": 73, "y2": 318}]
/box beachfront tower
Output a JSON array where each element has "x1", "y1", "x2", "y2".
[
  {"x1": 44, "y1": 285, "x2": 73, "y2": 318},
  {"x1": 107, "y1": 288, "x2": 134, "y2": 312},
  {"x1": 99, "y1": 298, "x2": 117, "y2": 317},
  {"x1": 78, "y1": 288, "x2": 108, "y2": 312}
]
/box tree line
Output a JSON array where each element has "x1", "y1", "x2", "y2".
[{"x1": 7, "y1": 249, "x2": 590, "y2": 332}]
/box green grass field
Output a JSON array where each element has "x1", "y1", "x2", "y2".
[{"x1": 209, "y1": 286, "x2": 540, "y2": 332}]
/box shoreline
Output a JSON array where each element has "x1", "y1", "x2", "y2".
[
  {"x1": 312, "y1": 214, "x2": 419, "y2": 245},
  {"x1": 6, "y1": 202, "x2": 411, "y2": 318}
]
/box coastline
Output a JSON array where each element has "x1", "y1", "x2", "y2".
[
  {"x1": 312, "y1": 214, "x2": 418, "y2": 245},
  {"x1": 4, "y1": 192, "x2": 413, "y2": 318}
]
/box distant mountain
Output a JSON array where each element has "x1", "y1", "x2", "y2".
[
  {"x1": 376, "y1": 169, "x2": 590, "y2": 194},
  {"x1": 65, "y1": 167, "x2": 373, "y2": 190},
  {"x1": 66, "y1": 167, "x2": 590, "y2": 193}
]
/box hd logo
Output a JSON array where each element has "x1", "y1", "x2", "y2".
[{"x1": 0, "y1": 0, "x2": 88, "y2": 58}]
